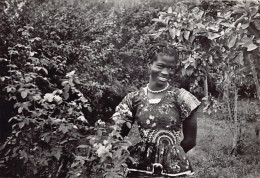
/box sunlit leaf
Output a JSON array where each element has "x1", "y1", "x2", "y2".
[
  {"x1": 22, "y1": 31, "x2": 30, "y2": 36},
  {"x1": 21, "y1": 90, "x2": 28, "y2": 99},
  {"x1": 52, "y1": 148, "x2": 62, "y2": 160},
  {"x1": 64, "y1": 92, "x2": 69, "y2": 100},
  {"x1": 18, "y1": 107, "x2": 23, "y2": 113},
  {"x1": 183, "y1": 31, "x2": 190, "y2": 40},
  {"x1": 220, "y1": 22, "x2": 234, "y2": 28},
  {"x1": 74, "y1": 78, "x2": 81, "y2": 84},
  {"x1": 77, "y1": 116, "x2": 87, "y2": 123},
  {"x1": 30, "y1": 52, "x2": 37, "y2": 57},
  {"x1": 97, "y1": 129, "x2": 102, "y2": 136},
  {"x1": 169, "y1": 28, "x2": 176, "y2": 39},
  {"x1": 53, "y1": 95, "x2": 63, "y2": 104},
  {"x1": 22, "y1": 102, "x2": 31, "y2": 111},
  {"x1": 253, "y1": 19, "x2": 260, "y2": 31},
  {"x1": 176, "y1": 29, "x2": 181, "y2": 37},
  {"x1": 88, "y1": 106, "x2": 92, "y2": 112},
  {"x1": 77, "y1": 145, "x2": 90, "y2": 149},
  {"x1": 33, "y1": 94, "x2": 41, "y2": 101},
  {"x1": 44, "y1": 134, "x2": 51, "y2": 143},
  {"x1": 236, "y1": 52, "x2": 244, "y2": 65},
  {"x1": 0, "y1": 58, "x2": 7, "y2": 62},
  {"x1": 249, "y1": 6, "x2": 258, "y2": 17},
  {"x1": 19, "y1": 121, "x2": 25, "y2": 129},
  {"x1": 44, "y1": 93, "x2": 54, "y2": 102},
  {"x1": 59, "y1": 124, "x2": 69, "y2": 134},
  {"x1": 197, "y1": 23, "x2": 205, "y2": 29},
  {"x1": 8, "y1": 50, "x2": 18, "y2": 55},
  {"x1": 18, "y1": 28, "x2": 24, "y2": 32},
  {"x1": 167, "y1": 7, "x2": 173, "y2": 13},
  {"x1": 64, "y1": 84, "x2": 70, "y2": 92},
  {"x1": 66, "y1": 70, "x2": 75, "y2": 77},
  {"x1": 151, "y1": 18, "x2": 167, "y2": 25},
  {"x1": 71, "y1": 161, "x2": 80, "y2": 168},
  {"x1": 241, "y1": 23, "x2": 249, "y2": 29},
  {"x1": 126, "y1": 122, "x2": 132, "y2": 129},
  {"x1": 208, "y1": 32, "x2": 222, "y2": 40},
  {"x1": 228, "y1": 34, "x2": 237, "y2": 48},
  {"x1": 247, "y1": 43, "x2": 258, "y2": 51}
]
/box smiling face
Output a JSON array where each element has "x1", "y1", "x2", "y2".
[{"x1": 148, "y1": 54, "x2": 178, "y2": 89}]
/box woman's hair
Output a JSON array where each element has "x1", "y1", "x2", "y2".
[{"x1": 145, "y1": 42, "x2": 179, "y2": 64}]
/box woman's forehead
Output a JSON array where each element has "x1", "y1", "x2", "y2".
[{"x1": 156, "y1": 55, "x2": 178, "y2": 65}]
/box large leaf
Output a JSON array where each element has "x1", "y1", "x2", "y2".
[
  {"x1": 169, "y1": 28, "x2": 176, "y2": 39},
  {"x1": 151, "y1": 18, "x2": 167, "y2": 25},
  {"x1": 21, "y1": 90, "x2": 28, "y2": 99},
  {"x1": 208, "y1": 32, "x2": 222, "y2": 40},
  {"x1": 176, "y1": 29, "x2": 181, "y2": 37},
  {"x1": 235, "y1": 52, "x2": 244, "y2": 65},
  {"x1": 52, "y1": 148, "x2": 62, "y2": 160},
  {"x1": 247, "y1": 43, "x2": 258, "y2": 51},
  {"x1": 249, "y1": 6, "x2": 258, "y2": 17},
  {"x1": 253, "y1": 19, "x2": 260, "y2": 31},
  {"x1": 44, "y1": 93, "x2": 54, "y2": 102},
  {"x1": 19, "y1": 121, "x2": 25, "y2": 129},
  {"x1": 167, "y1": 7, "x2": 173, "y2": 13},
  {"x1": 183, "y1": 31, "x2": 190, "y2": 40},
  {"x1": 220, "y1": 22, "x2": 234, "y2": 28},
  {"x1": 228, "y1": 34, "x2": 237, "y2": 48}
]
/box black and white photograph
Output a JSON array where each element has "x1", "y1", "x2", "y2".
[{"x1": 0, "y1": 0, "x2": 260, "y2": 177}]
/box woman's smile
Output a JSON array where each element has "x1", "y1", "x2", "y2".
[{"x1": 158, "y1": 75, "x2": 169, "y2": 82}]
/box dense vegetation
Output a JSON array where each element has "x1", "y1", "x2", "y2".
[{"x1": 0, "y1": 0, "x2": 259, "y2": 177}]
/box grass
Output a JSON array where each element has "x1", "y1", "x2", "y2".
[
  {"x1": 188, "y1": 114, "x2": 260, "y2": 178},
  {"x1": 127, "y1": 100, "x2": 260, "y2": 178}
]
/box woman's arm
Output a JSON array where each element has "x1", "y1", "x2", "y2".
[
  {"x1": 180, "y1": 108, "x2": 198, "y2": 153},
  {"x1": 111, "y1": 92, "x2": 136, "y2": 139}
]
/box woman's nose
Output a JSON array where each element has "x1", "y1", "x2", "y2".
[{"x1": 161, "y1": 68, "x2": 170, "y2": 75}]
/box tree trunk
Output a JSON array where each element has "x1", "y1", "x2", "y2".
[
  {"x1": 247, "y1": 54, "x2": 260, "y2": 100},
  {"x1": 231, "y1": 87, "x2": 239, "y2": 155},
  {"x1": 203, "y1": 63, "x2": 209, "y2": 99},
  {"x1": 203, "y1": 75, "x2": 208, "y2": 98}
]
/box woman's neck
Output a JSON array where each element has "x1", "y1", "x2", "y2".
[{"x1": 148, "y1": 82, "x2": 168, "y2": 91}]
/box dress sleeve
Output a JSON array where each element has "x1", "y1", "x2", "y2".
[
  {"x1": 176, "y1": 88, "x2": 201, "y2": 120},
  {"x1": 111, "y1": 92, "x2": 136, "y2": 138}
]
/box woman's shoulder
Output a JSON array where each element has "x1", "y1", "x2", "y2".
[
  {"x1": 167, "y1": 86, "x2": 194, "y2": 97},
  {"x1": 168, "y1": 86, "x2": 201, "y2": 107},
  {"x1": 123, "y1": 87, "x2": 145, "y2": 102},
  {"x1": 167, "y1": 86, "x2": 184, "y2": 96},
  {"x1": 125, "y1": 88, "x2": 144, "y2": 98}
]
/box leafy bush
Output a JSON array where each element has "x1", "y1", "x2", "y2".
[
  {"x1": 0, "y1": 0, "x2": 160, "y2": 177},
  {"x1": 0, "y1": 24, "x2": 132, "y2": 177},
  {"x1": 1, "y1": 0, "x2": 259, "y2": 177}
]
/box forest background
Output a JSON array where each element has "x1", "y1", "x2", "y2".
[{"x1": 0, "y1": 0, "x2": 259, "y2": 177}]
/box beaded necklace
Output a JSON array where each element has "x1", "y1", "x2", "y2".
[{"x1": 147, "y1": 83, "x2": 169, "y2": 94}]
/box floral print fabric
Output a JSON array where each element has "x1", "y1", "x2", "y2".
[{"x1": 112, "y1": 86, "x2": 201, "y2": 177}]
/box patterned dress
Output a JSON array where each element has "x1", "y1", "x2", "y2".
[{"x1": 112, "y1": 86, "x2": 201, "y2": 177}]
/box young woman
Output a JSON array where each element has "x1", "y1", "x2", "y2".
[{"x1": 112, "y1": 43, "x2": 201, "y2": 177}]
